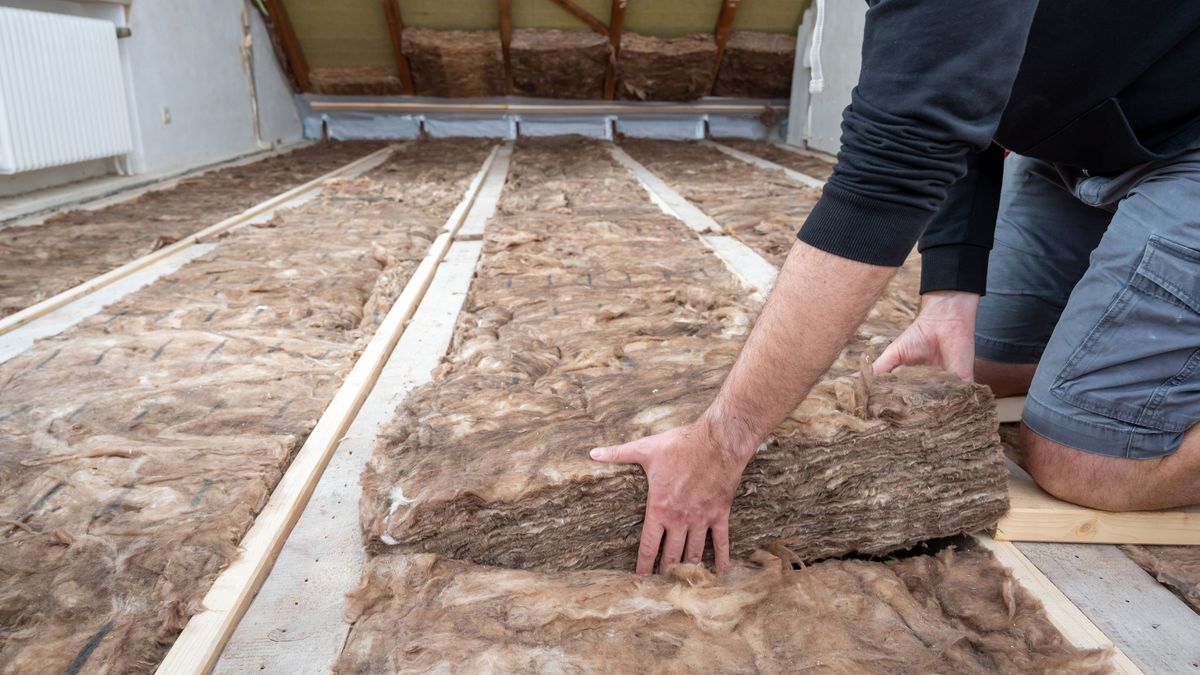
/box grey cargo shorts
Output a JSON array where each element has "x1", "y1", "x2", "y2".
[{"x1": 976, "y1": 148, "x2": 1200, "y2": 459}]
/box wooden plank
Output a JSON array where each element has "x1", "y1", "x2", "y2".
[
  {"x1": 217, "y1": 147, "x2": 511, "y2": 675},
  {"x1": 604, "y1": 0, "x2": 626, "y2": 100},
  {"x1": 547, "y1": 0, "x2": 608, "y2": 35},
  {"x1": 995, "y1": 395, "x2": 1024, "y2": 423},
  {"x1": 380, "y1": 0, "x2": 416, "y2": 94},
  {"x1": 262, "y1": 0, "x2": 310, "y2": 92},
  {"x1": 769, "y1": 140, "x2": 836, "y2": 164},
  {"x1": 974, "y1": 535, "x2": 1143, "y2": 673},
  {"x1": 155, "y1": 145, "x2": 504, "y2": 675},
  {"x1": 0, "y1": 145, "x2": 398, "y2": 340},
  {"x1": 703, "y1": 139, "x2": 826, "y2": 189},
  {"x1": 1018, "y1": 542, "x2": 1200, "y2": 674},
  {"x1": 610, "y1": 146, "x2": 722, "y2": 234},
  {"x1": 499, "y1": 0, "x2": 514, "y2": 94},
  {"x1": 308, "y1": 100, "x2": 790, "y2": 114},
  {"x1": 705, "y1": 0, "x2": 741, "y2": 96},
  {"x1": 996, "y1": 478, "x2": 1200, "y2": 545}
]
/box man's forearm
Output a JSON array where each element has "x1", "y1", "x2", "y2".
[{"x1": 703, "y1": 241, "x2": 897, "y2": 458}]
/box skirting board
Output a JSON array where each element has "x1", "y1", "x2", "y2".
[
  {"x1": 156, "y1": 144, "x2": 507, "y2": 675},
  {"x1": 614, "y1": 149, "x2": 1140, "y2": 669},
  {"x1": 997, "y1": 478, "x2": 1200, "y2": 546},
  {"x1": 0, "y1": 145, "x2": 399, "y2": 339}
]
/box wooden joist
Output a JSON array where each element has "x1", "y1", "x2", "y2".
[
  {"x1": 996, "y1": 394, "x2": 1024, "y2": 423},
  {"x1": 262, "y1": 0, "x2": 310, "y2": 92},
  {"x1": 157, "y1": 145, "x2": 505, "y2": 675},
  {"x1": 604, "y1": 0, "x2": 627, "y2": 99},
  {"x1": 703, "y1": 139, "x2": 826, "y2": 189},
  {"x1": 997, "y1": 478, "x2": 1200, "y2": 546},
  {"x1": 705, "y1": 0, "x2": 740, "y2": 96},
  {"x1": 547, "y1": 0, "x2": 608, "y2": 36},
  {"x1": 380, "y1": 0, "x2": 415, "y2": 94},
  {"x1": 498, "y1": 0, "x2": 514, "y2": 94}
]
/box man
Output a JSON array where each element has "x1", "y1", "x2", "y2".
[{"x1": 591, "y1": 1, "x2": 1200, "y2": 575}]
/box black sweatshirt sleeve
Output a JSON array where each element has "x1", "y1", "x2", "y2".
[
  {"x1": 917, "y1": 143, "x2": 1006, "y2": 295},
  {"x1": 797, "y1": 0, "x2": 1037, "y2": 268}
]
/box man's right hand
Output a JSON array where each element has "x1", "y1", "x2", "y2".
[{"x1": 872, "y1": 290, "x2": 979, "y2": 381}]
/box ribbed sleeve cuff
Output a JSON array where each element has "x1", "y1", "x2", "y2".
[
  {"x1": 796, "y1": 184, "x2": 932, "y2": 267},
  {"x1": 920, "y1": 244, "x2": 990, "y2": 295}
]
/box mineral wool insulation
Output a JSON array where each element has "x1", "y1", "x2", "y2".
[
  {"x1": 344, "y1": 139, "x2": 1104, "y2": 671},
  {"x1": 0, "y1": 140, "x2": 493, "y2": 673}
]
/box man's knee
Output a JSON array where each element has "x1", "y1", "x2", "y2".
[
  {"x1": 975, "y1": 359, "x2": 1037, "y2": 397},
  {"x1": 1020, "y1": 425, "x2": 1142, "y2": 511}
]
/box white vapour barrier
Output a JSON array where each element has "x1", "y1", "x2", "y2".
[
  {"x1": 518, "y1": 115, "x2": 611, "y2": 139},
  {"x1": 305, "y1": 112, "x2": 422, "y2": 140},
  {"x1": 0, "y1": 7, "x2": 133, "y2": 174}
]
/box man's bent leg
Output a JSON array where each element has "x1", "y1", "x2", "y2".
[
  {"x1": 975, "y1": 359, "x2": 1037, "y2": 397},
  {"x1": 1023, "y1": 423, "x2": 1200, "y2": 510},
  {"x1": 1020, "y1": 148, "x2": 1200, "y2": 507}
]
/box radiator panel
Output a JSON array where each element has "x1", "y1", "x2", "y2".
[{"x1": 0, "y1": 7, "x2": 133, "y2": 174}]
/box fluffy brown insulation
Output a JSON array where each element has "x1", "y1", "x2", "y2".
[
  {"x1": 1121, "y1": 546, "x2": 1200, "y2": 612},
  {"x1": 0, "y1": 139, "x2": 494, "y2": 673},
  {"x1": 715, "y1": 137, "x2": 836, "y2": 180},
  {"x1": 617, "y1": 33, "x2": 716, "y2": 101},
  {"x1": 620, "y1": 138, "x2": 919, "y2": 347},
  {"x1": 713, "y1": 31, "x2": 796, "y2": 99},
  {"x1": 308, "y1": 67, "x2": 406, "y2": 96},
  {"x1": 359, "y1": 139, "x2": 1007, "y2": 574},
  {"x1": 402, "y1": 28, "x2": 504, "y2": 98},
  {"x1": 337, "y1": 548, "x2": 1107, "y2": 674},
  {"x1": 0, "y1": 142, "x2": 380, "y2": 319},
  {"x1": 511, "y1": 29, "x2": 609, "y2": 100}
]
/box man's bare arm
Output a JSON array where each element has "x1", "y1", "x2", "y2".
[{"x1": 591, "y1": 240, "x2": 897, "y2": 573}]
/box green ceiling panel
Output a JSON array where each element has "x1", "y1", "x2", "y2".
[{"x1": 284, "y1": 0, "x2": 809, "y2": 70}]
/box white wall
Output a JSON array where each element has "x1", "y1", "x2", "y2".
[
  {"x1": 786, "y1": 0, "x2": 866, "y2": 156},
  {"x1": 0, "y1": 0, "x2": 302, "y2": 194}
]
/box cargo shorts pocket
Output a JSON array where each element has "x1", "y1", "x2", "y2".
[{"x1": 1051, "y1": 235, "x2": 1200, "y2": 433}]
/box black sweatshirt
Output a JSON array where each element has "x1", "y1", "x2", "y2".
[{"x1": 796, "y1": 0, "x2": 1200, "y2": 295}]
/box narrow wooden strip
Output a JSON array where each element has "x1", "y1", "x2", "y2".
[
  {"x1": 995, "y1": 395, "x2": 1024, "y2": 423},
  {"x1": 997, "y1": 478, "x2": 1200, "y2": 545},
  {"x1": 604, "y1": 0, "x2": 627, "y2": 100},
  {"x1": 380, "y1": 0, "x2": 416, "y2": 94},
  {"x1": 0, "y1": 145, "x2": 398, "y2": 339},
  {"x1": 262, "y1": 0, "x2": 310, "y2": 92},
  {"x1": 547, "y1": 0, "x2": 608, "y2": 35},
  {"x1": 155, "y1": 144, "x2": 504, "y2": 675},
  {"x1": 974, "y1": 535, "x2": 1143, "y2": 674},
  {"x1": 609, "y1": 146, "x2": 722, "y2": 234},
  {"x1": 703, "y1": 139, "x2": 827, "y2": 189},
  {"x1": 309, "y1": 100, "x2": 789, "y2": 114},
  {"x1": 706, "y1": 0, "x2": 740, "y2": 96},
  {"x1": 769, "y1": 140, "x2": 837, "y2": 164}
]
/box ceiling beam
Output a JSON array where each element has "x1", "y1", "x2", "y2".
[
  {"x1": 705, "y1": 0, "x2": 740, "y2": 96},
  {"x1": 262, "y1": 0, "x2": 310, "y2": 93},
  {"x1": 603, "y1": 0, "x2": 627, "y2": 100},
  {"x1": 547, "y1": 0, "x2": 609, "y2": 36},
  {"x1": 499, "y1": 0, "x2": 514, "y2": 94},
  {"x1": 380, "y1": 0, "x2": 416, "y2": 94}
]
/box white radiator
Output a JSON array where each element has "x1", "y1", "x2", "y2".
[{"x1": 0, "y1": 7, "x2": 133, "y2": 174}]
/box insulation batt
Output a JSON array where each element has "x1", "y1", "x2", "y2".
[
  {"x1": 336, "y1": 548, "x2": 1108, "y2": 674},
  {"x1": 713, "y1": 31, "x2": 797, "y2": 99},
  {"x1": 1120, "y1": 545, "x2": 1200, "y2": 612},
  {"x1": 617, "y1": 33, "x2": 716, "y2": 101},
  {"x1": 360, "y1": 139, "x2": 1009, "y2": 572},
  {"x1": 0, "y1": 142, "x2": 381, "y2": 319},
  {"x1": 401, "y1": 28, "x2": 505, "y2": 98},
  {"x1": 714, "y1": 137, "x2": 836, "y2": 181},
  {"x1": 0, "y1": 140, "x2": 494, "y2": 674},
  {"x1": 309, "y1": 67, "x2": 406, "y2": 96},
  {"x1": 511, "y1": 28, "x2": 609, "y2": 100}
]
